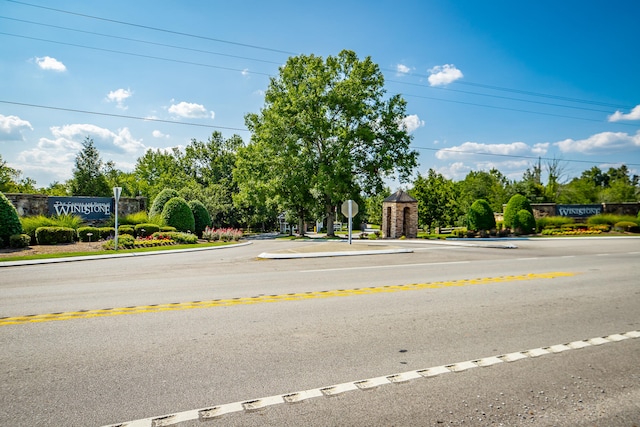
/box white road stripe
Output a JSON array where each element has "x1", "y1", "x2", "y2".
[{"x1": 103, "y1": 330, "x2": 639, "y2": 427}]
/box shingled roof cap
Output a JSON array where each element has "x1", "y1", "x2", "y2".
[{"x1": 383, "y1": 189, "x2": 417, "y2": 203}]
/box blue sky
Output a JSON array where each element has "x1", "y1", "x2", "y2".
[{"x1": 1, "y1": 0, "x2": 639, "y2": 188}]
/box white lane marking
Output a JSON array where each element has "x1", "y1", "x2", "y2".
[
  {"x1": 596, "y1": 253, "x2": 610, "y2": 256},
  {"x1": 103, "y1": 330, "x2": 640, "y2": 427},
  {"x1": 516, "y1": 257, "x2": 539, "y2": 261},
  {"x1": 301, "y1": 261, "x2": 470, "y2": 273}
]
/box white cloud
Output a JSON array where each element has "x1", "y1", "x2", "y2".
[
  {"x1": 241, "y1": 68, "x2": 249, "y2": 76},
  {"x1": 555, "y1": 130, "x2": 640, "y2": 153},
  {"x1": 608, "y1": 105, "x2": 640, "y2": 122},
  {"x1": 35, "y1": 56, "x2": 67, "y2": 72},
  {"x1": 396, "y1": 64, "x2": 411, "y2": 75},
  {"x1": 152, "y1": 130, "x2": 169, "y2": 139},
  {"x1": 435, "y1": 162, "x2": 470, "y2": 180},
  {"x1": 428, "y1": 64, "x2": 463, "y2": 86},
  {"x1": 0, "y1": 114, "x2": 33, "y2": 141},
  {"x1": 435, "y1": 141, "x2": 531, "y2": 160},
  {"x1": 168, "y1": 101, "x2": 214, "y2": 119},
  {"x1": 48, "y1": 123, "x2": 145, "y2": 153},
  {"x1": 106, "y1": 88, "x2": 133, "y2": 110},
  {"x1": 401, "y1": 114, "x2": 425, "y2": 133},
  {"x1": 531, "y1": 142, "x2": 549, "y2": 155}
]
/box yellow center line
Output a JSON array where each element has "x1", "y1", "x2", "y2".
[{"x1": 0, "y1": 272, "x2": 575, "y2": 326}]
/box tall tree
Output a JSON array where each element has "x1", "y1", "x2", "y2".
[
  {"x1": 242, "y1": 50, "x2": 418, "y2": 236},
  {"x1": 409, "y1": 169, "x2": 458, "y2": 230},
  {"x1": 0, "y1": 154, "x2": 21, "y2": 193},
  {"x1": 133, "y1": 147, "x2": 188, "y2": 202},
  {"x1": 70, "y1": 137, "x2": 111, "y2": 197}
]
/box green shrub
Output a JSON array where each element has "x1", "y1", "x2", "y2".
[
  {"x1": 152, "y1": 231, "x2": 198, "y2": 244},
  {"x1": 0, "y1": 193, "x2": 23, "y2": 247},
  {"x1": 77, "y1": 226, "x2": 100, "y2": 242},
  {"x1": 102, "y1": 234, "x2": 135, "y2": 250},
  {"x1": 587, "y1": 214, "x2": 637, "y2": 227},
  {"x1": 134, "y1": 223, "x2": 160, "y2": 237},
  {"x1": 451, "y1": 227, "x2": 467, "y2": 238},
  {"x1": 161, "y1": 197, "x2": 195, "y2": 233},
  {"x1": 536, "y1": 216, "x2": 574, "y2": 233},
  {"x1": 368, "y1": 233, "x2": 378, "y2": 240},
  {"x1": 35, "y1": 226, "x2": 76, "y2": 245},
  {"x1": 9, "y1": 234, "x2": 30, "y2": 248},
  {"x1": 467, "y1": 199, "x2": 496, "y2": 231},
  {"x1": 504, "y1": 194, "x2": 532, "y2": 229},
  {"x1": 514, "y1": 209, "x2": 536, "y2": 235},
  {"x1": 119, "y1": 211, "x2": 150, "y2": 225},
  {"x1": 52, "y1": 214, "x2": 84, "y2": 229},
  {"x1": 159, "y1": 226, "x2": 177, "y2": 232},
  {"x1": 118, "y1": 225, "x2": 135, "y2": 236},
  {"x1": 98, "y1": 227, "x2": 115, "y2": 240},
  {"x1": 614, "y1": 221, "x2": 640, "y2": 233},
  {"x1": 149, "y1": 188, "x2": 180, "y2": 217},
  {"x1": 188, "y1": 199, "x2": 211, "y2": 237}
]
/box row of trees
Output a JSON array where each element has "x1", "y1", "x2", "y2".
[{"x1": 2, "y1": 50, "x2": 639, "y2": 234}]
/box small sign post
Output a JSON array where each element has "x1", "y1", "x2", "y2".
[
  {"x1": 113, "y1": 187, "x2": 122, "y2": 251},
  {"x1": 341, "y1": 200, "x2": 358, "y2": 245}
]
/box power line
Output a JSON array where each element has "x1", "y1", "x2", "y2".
[
  {"x1": 0, "y1": 32, "x2": 274, "y2": 77},
  {"x1": 0, "y1": 16, "x2": 284, "y2": 66},
  {"x1": 4, "y1": 0, "x2": 298, "y2": 56},
  {"x1": 0, "y1": 100, "x2": 249, "y2": 132},
  {"x1": 5, "y1": 0, "x2": 635, "y2": 113},
  {"x1": 411, "y1": 146, "x2": 640, "y2": 168}
]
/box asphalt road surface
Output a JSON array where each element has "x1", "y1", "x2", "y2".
[{"x1": 1, "y1": 237, "x2": 639, "y2": 426}]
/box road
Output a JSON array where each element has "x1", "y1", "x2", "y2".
[{"x1": 1, "y1": 237, "x2": 639, "y2": 426}]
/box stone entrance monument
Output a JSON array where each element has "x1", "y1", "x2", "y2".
[{"x1": 381, "y1": 190, "x2": 418, "y2": 238}]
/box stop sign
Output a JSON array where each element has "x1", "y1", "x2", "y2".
[{"x1": 341, "y1": 200, "x2": 358, "y2": 218}]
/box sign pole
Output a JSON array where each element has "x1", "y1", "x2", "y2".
[
  {"x1": 348, "y1": 200, "x2": 353, "y2": 245},
  {"x1": 113, "y1": 187, "x2": 122, "y2": 251}
]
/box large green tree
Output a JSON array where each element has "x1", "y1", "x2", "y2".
[
  {"x1": 70, "y1": 137, "x2": 111, "y2": 196},
  {"x1": 409, "y1": 169, "x2": 458, "y2": 230},
  {"x1": 241, "y1": 50, "x2": 418, "y2": 236}
]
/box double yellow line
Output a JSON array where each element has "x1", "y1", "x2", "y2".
[{"x1": 0, "y1": 272, "x2": 574, "y2": 327}]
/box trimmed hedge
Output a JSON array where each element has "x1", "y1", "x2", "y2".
[
  {"x1": 149, "y1": 188, "x2": 180, "y2": 217},
  {"x1": 0, "y1": 192, "x2": 23, "y2": 247},
  {"x1": 35, "y1": 226, "x2": 76, "y2": 245},
  {"x1": 77, "y1": 226, "x2": 100, "y2": 242},
  {"x1": 98, "y1": 227, "x2": 115, "y2": 240},
  {"x1": 614, "y1": 221, "x2": 640, "y2": 233},
  {"x1": 515, "y1": 209, "x2": 536, "y2": 235},
  {"x1": 152, "y1": 231, "x2": 198, "y2": 244},
  {"x1": 467, "y1": 199, "x2": 496, "y2": 231},
  {"x1": 161, "y1": 197, "x2": 195, "y2": 233},
  {"x1": 10, "y1": 234, "x2": 31, "y2": 248},
  {"x1": 188, "y1": 199, "x2": 211, "y2": 238},
  {"x1": 504, "y1": 194, "x2": 532, "y2": 229},
  {"x1": 134, "y1": 223, "x2": 160, "y2": 237},
  {"x1": 118, "y1": 225, "x2": 135, "y2": 236},
  {"x1": 160, "y1": 226, "x2": 177, "y2": 232}
]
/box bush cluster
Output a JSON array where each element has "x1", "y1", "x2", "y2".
[
  {"x1": 134, "y1": 223, "x2": 160, "y2": 237},
  {"x1": 149, "y1": 188, "x2": 180, "y2": 217},
  {"x1": 0, "y1": 193, "x2": 22, "y2": 247},
  {"x1": 77, "y1": 226, "x2": 100, "y2": 242},
  {"x1": 161, "y1": 197, "x2": 195, "y2": 233},
  {"x1": 188, "y1": 200, "x2": 211, "y2": 237},
  {"x1": 9, "y1": 234, "x2": 31, "y2": 248},
  {"x1": 35, "y1": 227, "x2": 76, "y2": 245},
  {"x1": 152, "y1": 231, "x2": 198, "y2": 244},
  {"x1": 201, "y1": 226, "x2": 242, "y2": 242},
  {"x1": 614, "y1": 221, "x2": 640, "y2": 233}
]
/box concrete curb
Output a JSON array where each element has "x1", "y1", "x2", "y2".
[{"x1": 0, "y1": 241, "x2": 253, "y2": 267}]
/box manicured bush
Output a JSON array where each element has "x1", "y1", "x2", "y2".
[
  {"x1": 102, "y1": 234, "x2": 135, "y2": 250},
  {"x1": 35, "y1": 226, "x2": 76, "y2": 245},
  {"x1": 514, "y1": 209, "x2": 536, "y2": 235},
  {"x1": 134, "y1": 223, "x2": 160, "y2": 237},
  {"x1": 118, "y1": 225, "x2": 135, "y2": 236},
  {"x1": 587, "y1": 214, "x2": 637, "y2": 227},
  {"x1": 0, "y1": 192, "x2": 23, "y2": 247},
  {"x1": 161, "y1": 197, "x2": 195, "y2": 233},
  {"x1": 614, "y1": 221, "x2": 640, "y2": 233},
  {"x1": 9, "y1": 234, "x2": 30, "y2": 248},
  {"x1": 535, "y1": 216, "x2": 574, "y2": 233},
  {"x1": 149, "y1": 188, "x2": 180, "y2": 217},
  {"x1": 159, "y1": 226, "x2": 177, "y2": 232},
  {"x1": 467, "y1": 199, "x2": 496, "y2": 231},
  {"x1": 98, "y1": 227, "x2": 115, "y2": 240},
  {"x1": 504, "y1": 194, "x2": 532, "y2": 230},
  {"x1": 77, "y1": 226, "x2": 100, "y2": 242},
  {"x1": 152, "y1": 231, "x2": 198, "y2": 244},
  {"x1": 188, "y1": 199, "x2": 211, "y2": 237}
]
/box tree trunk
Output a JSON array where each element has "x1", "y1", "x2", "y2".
[
  {"x1": 298, "y1": 208, "x2": 305, "y2": 237},
  {"x1": 325, "y1": 204, "x2": 335, "y2": 237}
]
